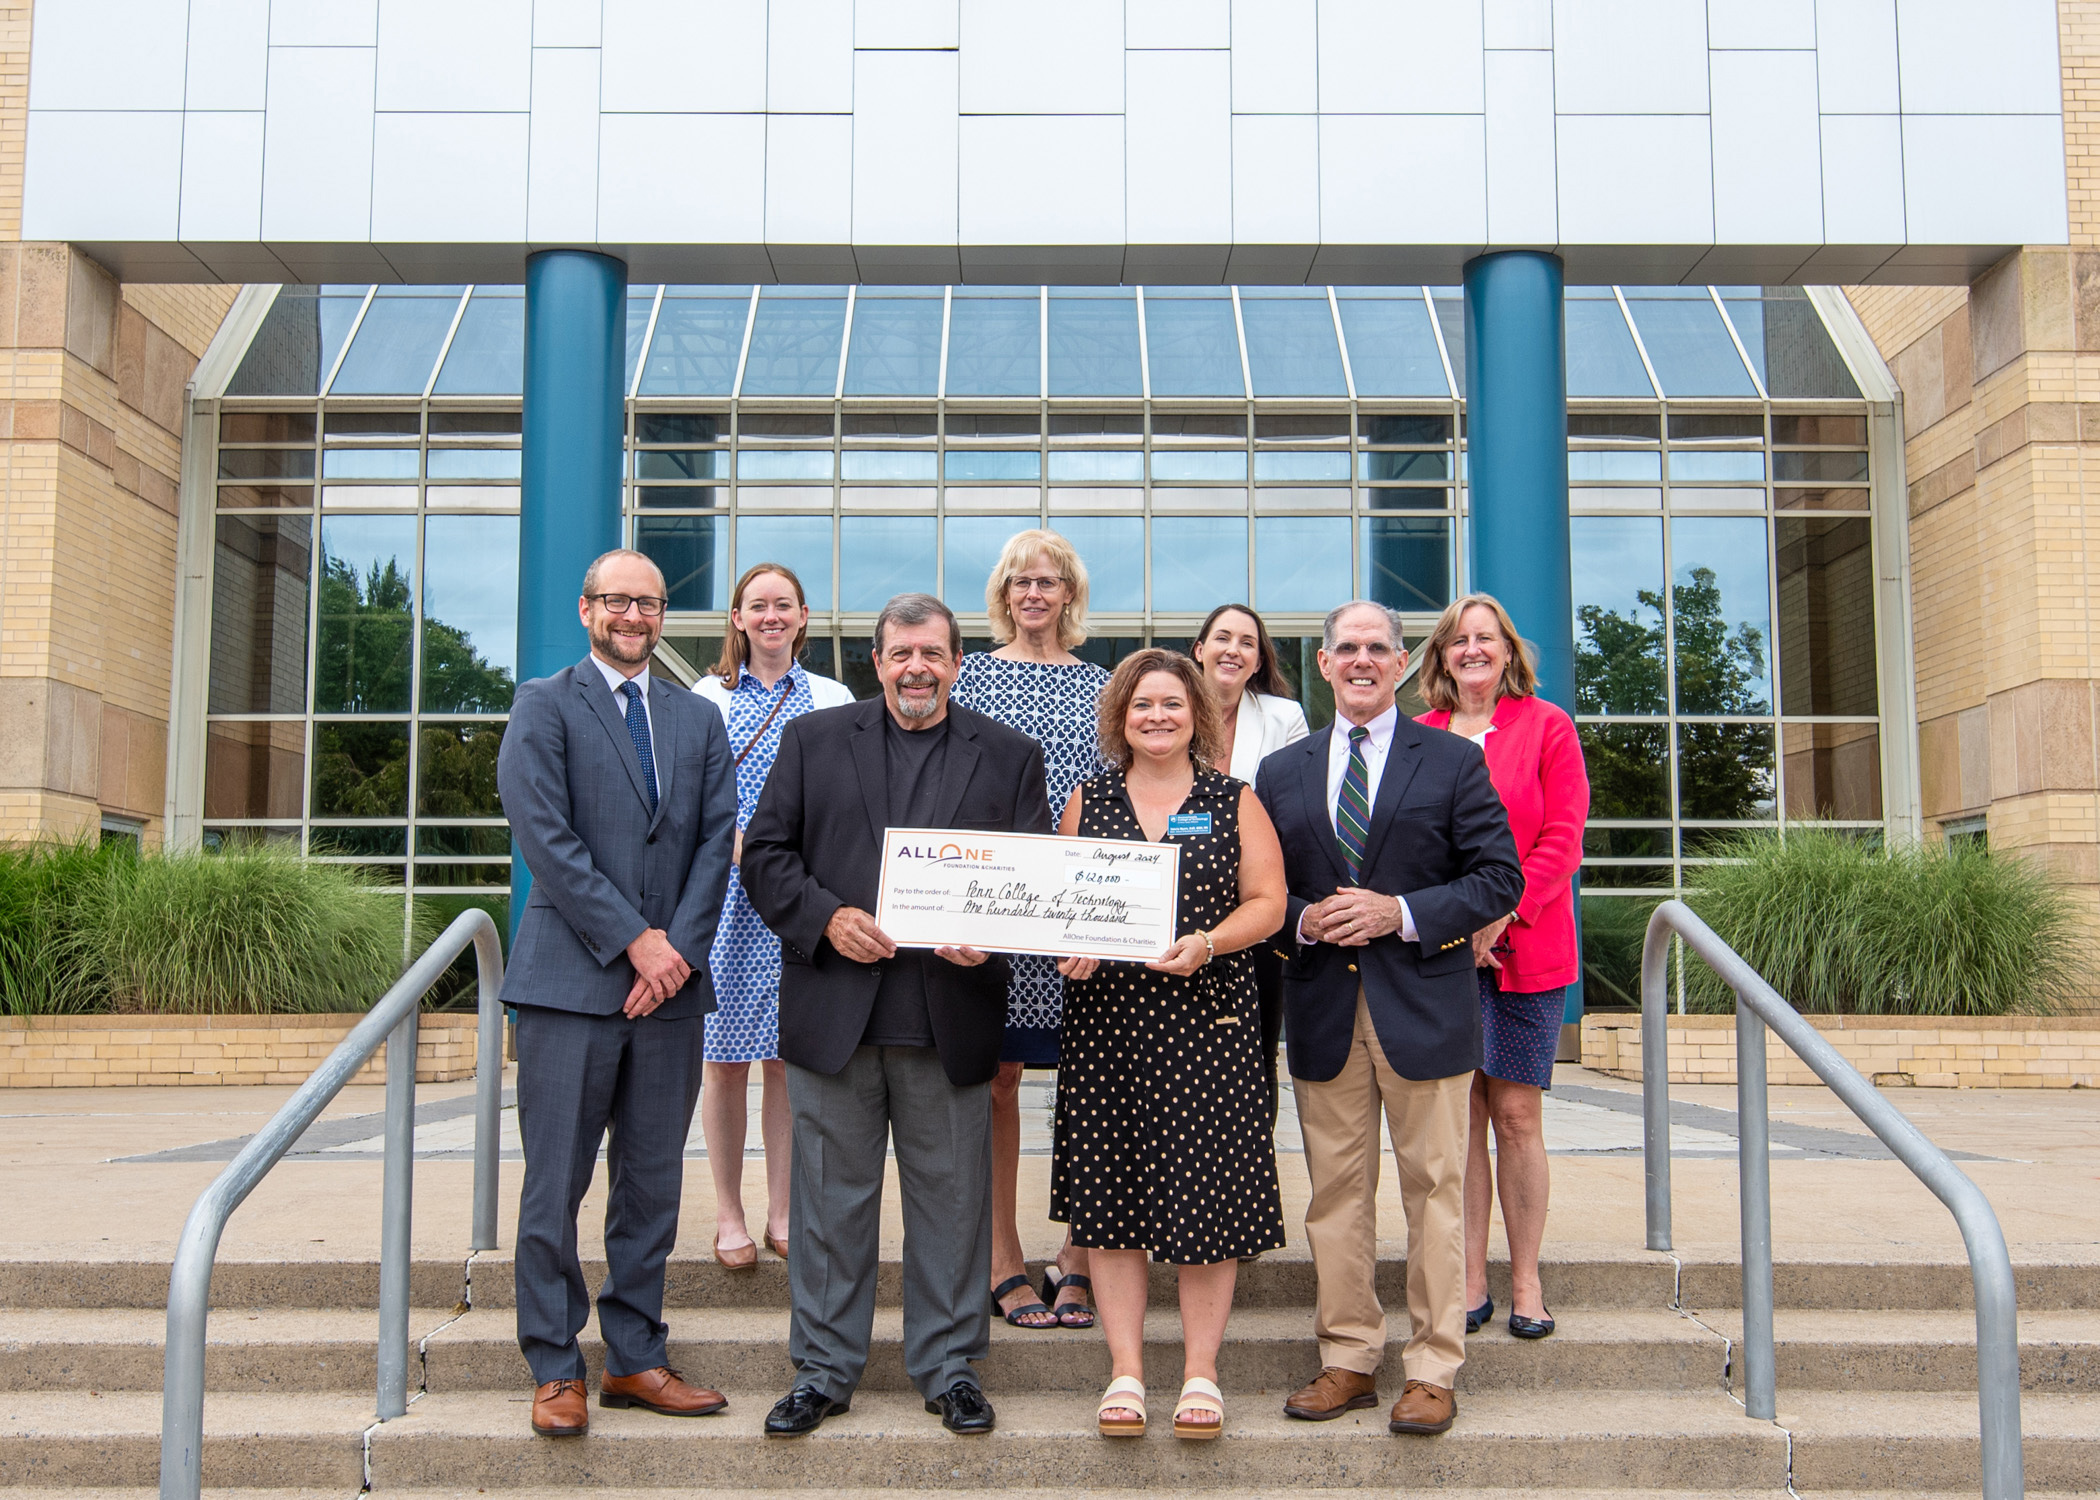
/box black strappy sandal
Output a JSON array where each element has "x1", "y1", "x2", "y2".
[
  {"x1": 1042, "y1": 1268, "x2": 1097, "y2": 1329},
  {"x1": 991, "y1": 1273, "x2": 1058, "y2": 1329}
]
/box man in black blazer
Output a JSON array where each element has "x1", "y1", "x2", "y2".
[
  {"x1": 1254, "y1": 600, "x2": 1523, "y2": 1439},
  {"x1": 496, "y1": 549, "x2": 738, "y2": 1438},
  {"x1": 740, "y1": 593, "x2": 1051, "y2": 1439}
]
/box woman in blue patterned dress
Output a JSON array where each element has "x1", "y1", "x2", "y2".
[
  {"x1": 950, "y1": 529, "x2": 1110, "y2": 1330},
  {"x1": 694, "y1": 563, "x2": 854, "y2": 1268}
]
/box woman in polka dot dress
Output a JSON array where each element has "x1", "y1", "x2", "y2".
[{"x1": 1050, "y1": 649, "x2": 1288, "y2": 1440}]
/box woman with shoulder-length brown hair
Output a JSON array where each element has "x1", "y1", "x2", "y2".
[
  {"x1": 1416, "y1": 594, "x2": 1589, "y2": 1342},
  {"x1": 692, "y1": 562, "x2": 854, "y2": 1268},
  {"x1": 1051, "y1": 649, "x2": 1287, "y2": 1440}
]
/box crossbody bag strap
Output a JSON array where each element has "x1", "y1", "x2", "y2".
[{"x1": 732, "y1": 676, "x2": 796, "y2": 767}]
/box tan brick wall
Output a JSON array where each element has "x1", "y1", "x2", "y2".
[
  {"x1": 0, "y1": 1013, "x2": 483, "y2": 1087},
  {"x1": 1582, "y1": 1012, "x2": 2100, "y2": 1089}
]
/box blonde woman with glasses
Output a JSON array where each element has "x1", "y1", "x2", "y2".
[{"x1": 948, "y1": 529, "x2": 1109, "y2": 1332}]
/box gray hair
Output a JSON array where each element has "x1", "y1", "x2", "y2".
[
  {"x1": 873, "y1": 592, "x2": 962, "y2": 657},
  {"x1": 1322, "y1": 599, "x2": 1404, "y2": 653},
  {"x1": 580, "y1": 548, "x2": 667, "y2": 598}
]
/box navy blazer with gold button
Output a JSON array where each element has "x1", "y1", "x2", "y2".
[{"x1": 1254, "y1": 713, "x2": 1524, "y2": 1083}]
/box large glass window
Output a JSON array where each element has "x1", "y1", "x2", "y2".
[{"x1": 199, "y1": 280, "x2": 1888, "y2": 970}]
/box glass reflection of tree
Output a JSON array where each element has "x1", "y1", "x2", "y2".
[
  {"x1": 312, "y1": 555, "x2": 515, "y2": 816},
  {"x1": 1576, "y1": 565, "x2": 1771, "y2": 821}
]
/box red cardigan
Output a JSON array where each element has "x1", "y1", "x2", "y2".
[{"x1": 1418, "y1": 694, "x2": 1589, "y2": 992}]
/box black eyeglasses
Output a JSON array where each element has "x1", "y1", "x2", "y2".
[{"x1": 588, "y1": 593, "x2": 668, "y2": 618}]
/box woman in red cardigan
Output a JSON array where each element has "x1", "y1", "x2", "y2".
[{"x1": 1417, "y1": 594, "x2": 1589, "y2": 1342}]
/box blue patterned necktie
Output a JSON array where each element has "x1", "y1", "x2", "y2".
[
  {"x1": 620, "y1": 679, "x2": 659, "y2": 815},
  {"x1": 1336, "y1": 724, "x2": 1371, "y2": 883}
]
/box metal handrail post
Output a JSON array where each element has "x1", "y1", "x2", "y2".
[
  {"x1": 1640, "y1": 913, "x2": 1674, "y2": 1251},
  {"x1": 159, "y1": 909, "x2": 499, "y2": 1500},
  {"x1": 376, "y1": 1008, "x2": 418, "y2": 1419},
  {"x1": 471, "y1": 916, "x2": 506, "y2": 1252},
  {"x1": 1733, "y1": 995, "x2": 1776, "y2": 1420},
  {"x1": 1637, "y1": 899, "x2": 2024, "y2": 1500}
]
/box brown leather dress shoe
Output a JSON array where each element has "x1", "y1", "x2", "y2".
[
  {"x1": 1388, "y1": 1378, "x2": 1457, "y2": 1435},
  {"x1": 531, "y1": 1378, "x2": 588, "y2": 1437},
  {"x1": 1282, "y1": 1366, "x2": 1379, "y2": 1421},
  {"x1": 599, "y1": 1366, "x2": 728, "y2": 1416}
]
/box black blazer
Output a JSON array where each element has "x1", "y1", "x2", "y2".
[
  {"x1": 1254, "y1": 714, "x2": 1524, "y2": 1083},
  {"x1": 739, "y1": 696, "x2": 1053, "y2": 1086}
]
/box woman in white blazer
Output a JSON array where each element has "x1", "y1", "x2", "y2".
[
  {"x1": 1190, "y1": 604, "x2": 1311, "y2": 1125},
  {"x1": 691, "y1": 562, "x2": 855, "y2": 1269}
]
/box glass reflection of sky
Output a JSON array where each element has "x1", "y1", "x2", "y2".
[
  {"x1": 1048, "y1": 516, "x2": 1144, "y2": 612},
  {"x1": 942, "y1": 516, "x2": 1037, "y2": 609},
  {"x1": 1334, "y1": 292, "x2": 1448, "y2": 397},
  {"x1": 1671, "y1": 515, "x2": 1772, "y2": 712},
  {"x1": 734, "y1": 514, "x2": 834, "y2": 611},
  {"x1": 423, "y1": 515, "x2": 518, "y2": 675},
  {"x1": 844, "y1": 292, "x2": 944, "y2": 396}
]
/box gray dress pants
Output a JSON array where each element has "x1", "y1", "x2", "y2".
[
  {"x1": 512, "y1": 1003, "x2": 704, "y2": 1384},
  {"x1": 785, "y1": 1045, "x2": 993, "y2": 1402}
]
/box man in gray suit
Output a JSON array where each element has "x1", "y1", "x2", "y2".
[
  {"x1": 496, "y1": 548, "x2": 738, "y2": 1439},
  {"x1": 739, "y1": 594, "x2": 1052, "y2": 1438}
]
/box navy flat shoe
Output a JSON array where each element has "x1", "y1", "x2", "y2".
[
  {"x1": 1464, "y1": 1297, "x2": 1494, "y2": 1335},
  {"x1": 1508, "y1": 1309, "x2": 1555, "y2": 1340}
]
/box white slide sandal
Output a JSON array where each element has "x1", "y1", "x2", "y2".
[
  {"x1": 1173, "y1": 1376, "x2": 1224, "y2": 1440},
  {"x1": 1097, "y1": 1375, "x2": 1147, "y2": 1437}
]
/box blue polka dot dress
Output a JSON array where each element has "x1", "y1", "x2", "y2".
[
  {"x1": 949, "y1": 653, "x2": 1110, "y2": 1066},
  {"x1": 699, "y1": 662, "x2": 850, "y2": 1064}
]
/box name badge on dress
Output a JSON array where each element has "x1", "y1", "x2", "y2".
[{"x1": 1166, "y1": 812, "x2": 1211, "y2": 837}]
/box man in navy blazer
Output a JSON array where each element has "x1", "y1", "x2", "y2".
[
  {"x1": 496, "y1": 549, "x2": 737, "y2": 1439},
  {"x1": 1254, "y1": 600, "x2": 1523, "y2": 1439}
]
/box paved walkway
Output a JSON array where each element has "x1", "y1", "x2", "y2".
[{"x1": 4, "y1": 1063, "x2": 2096, "y2": 1270}]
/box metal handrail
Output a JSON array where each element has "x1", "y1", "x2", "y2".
[
  {"x1": 1640, "y1": 899, "x2": 2023, "y2": 1500},
  {"x1": 160, "y1": 909, "x2": 507, "y2": 1500}
]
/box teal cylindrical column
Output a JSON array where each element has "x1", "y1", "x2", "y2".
[
  {"x1": 512, "y1": 249, "x2": 627, "y2": 931},
  {"x1": 1462, "y1": 250, "x2": 1583, "y2": 1022}
]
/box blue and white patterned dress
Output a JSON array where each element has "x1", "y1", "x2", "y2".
[
  {"x1": 696, "y1": 661, "x2": 855, "y2": 1064},
  {"x1": 950, "y1": 653, "x2": 1111, "y2": 1067}
]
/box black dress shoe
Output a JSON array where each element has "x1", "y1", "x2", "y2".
[
  {"x1": 925, "y1": 1380, "x2": 996, "y2": 1434},
  {"x1": 764, "y1": 1386, "x2": 849, "y2": 1436},
  {"x1": 1465, "y1": 1296, "x2": 1494, "y2": 1335},
  {"x1": 1508, "y1": 1310, "x2": 1555, "y2": 1340}
]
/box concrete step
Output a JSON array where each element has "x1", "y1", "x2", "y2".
[
  {"x1": 8, "y1": 1252, "x2": 2095, "y2": 1312},
  {"x1": 1708, "y1": 1308, "x2": 2100, "y2": 1394},
  {"x1": 12, "y1": 1386, "x2": 2089, "y2": 1494},
  {"x1": 11, "y1": 1302, "x2": 2095, "y2": 1399},
  {"x1": 366, "y1": 1388, "x2": 1794, "y2": 1492}
]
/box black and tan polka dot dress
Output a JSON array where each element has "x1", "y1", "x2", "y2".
[{"x1": 1050, "y1": 767, "x2": 1286, "y2": 1266}]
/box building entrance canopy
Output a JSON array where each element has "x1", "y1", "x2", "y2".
[{"x1": 20, "y1": 0, "x2": 2070, "y2": 287}]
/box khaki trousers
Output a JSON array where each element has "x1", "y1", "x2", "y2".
[{"x1": 1294, "y1": 991, "x2": 1470, "y2": 1389}]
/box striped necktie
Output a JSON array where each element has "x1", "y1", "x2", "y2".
[{"x1": 1336, "y1": 724, "x2": 1371, "y2": 883}]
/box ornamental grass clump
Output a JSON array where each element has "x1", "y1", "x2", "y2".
[
  {"x1": 0, "y1": 839, "x2": 117, "y2": 1015},
  {"x1": 66, "y1": 844, "x2": 416, "y2": 1015},
  {"x1": 1682, "y1": 828, "x2": 2080, "y2": 1017}
]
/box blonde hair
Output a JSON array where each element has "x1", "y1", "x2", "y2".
[
  {"x1": 1096, "y1": 649, "x2": 1224, "y2": 773},
  {"x1": 984, "y1": 529, "x2": 1090, "y2": 649},
  {"x1": 1417, "y1": 592, "x2": 1538, "y2": 713}
]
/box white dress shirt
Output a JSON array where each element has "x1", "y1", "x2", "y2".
[
  {"x1": 1301, "y1": 702, "x2": 1417, "y2": 944},
  {"x1": 590, "y1": 653, "x2": 656, "y2": 781}
]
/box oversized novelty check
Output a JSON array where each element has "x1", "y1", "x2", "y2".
[{"x1": 875, "y1": 827, "x2": 1181, "y2": 961}]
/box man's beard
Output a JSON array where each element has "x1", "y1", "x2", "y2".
[
  {"x1": 893, "y1": 673, "x2": 942, "y2": 719},
  {"x1": 593, "y1": 618, "x2": 656, "y2": 664}
]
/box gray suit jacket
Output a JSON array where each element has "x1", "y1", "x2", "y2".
[{"x1": 497, "y1": 656, "x2": 738, "y2": 1019}]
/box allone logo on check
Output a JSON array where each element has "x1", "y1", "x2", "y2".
[{"x1": 895, "y1": 843, "x2": 995, "y2": 863}]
